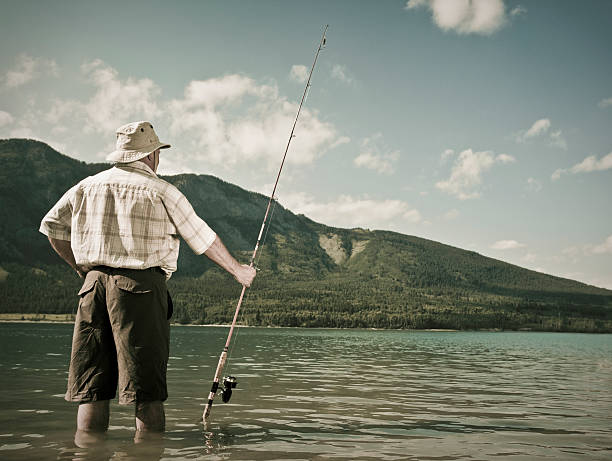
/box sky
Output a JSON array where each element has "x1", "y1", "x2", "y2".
[{"x1": 1, "y1": 0, "x2": 611, "y2": 289}]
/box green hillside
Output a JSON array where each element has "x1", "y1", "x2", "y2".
[{"x1": 1, "y1": 139, "x2": 611, "y2": 332}]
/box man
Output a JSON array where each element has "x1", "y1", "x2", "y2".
[{"x1": 39, "y1": 121, "x2": 256, "y2": 438}]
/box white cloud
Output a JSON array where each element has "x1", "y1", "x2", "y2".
[
  {"x1": 290, "y1": 65, "x2": 308, "y2": 83},
  {"x1": 491, "y1": 240, "x2": 526, "y2": 250},
  {"x1": 510, "y1": 5, "x2": 527, "y2": 17},
  {"x1": 353, "y1": 134, "x2": 399, "y2": 174},
  {"x1": 0, "y1": 110, "x2": 14, "y2": 127},
  {"x1": 279, "y1": 192, "x2": 421, "y2": 230},
  {"x1": 435, "y1": 149, "x2": 514, "y2": 199},
  {"x1": 552, "y1": 151, "x2": 612, "y2": 180},
  {"x1": 331, "y1": 136, "x2": 351, "y2": 149},
  {"x1": 526, "y1": 177, "x2": 542, "y2": 192},
  {"x1": 2, "y1": 59, "x2": 345, "y2": 173},
  {"x1": 592, "y1": 235, "x2": 612, "y2": 255},
  {"x1": 178, "y1": 74, "x2": 272, "y2": 108},
  {"x1": 44, "y1": 99, "x2": 72, "y2": 125},
  {"x1": 8, "y1": 60, "x2": 162, "y2": 146},
  {"x1": 572, "y1": 152, "x2": 612, "y2": 173},
  {"x1": 405, "y1": 0, "x2": 427, "y2": 8},
  {"x1": 354, "y1": 152, "x2": 397, "y2": 174},
  {"x1": 331, "y1": 64, "x2": 355, "y2": 85},
  {"x1": 443, "y1": 209, "x2": 459, "y2": 220},
  {"x1": 598, "y1": 97, "x2": 612, "y2": 108},
  {"x1": 549, "y1": 129, "x2": 567, "y2": 149},
  {"x1": 0, "y1": 104, "x2": 69, "y2": 151},
  {"x1": 496, "y1": 153, "x2": 516, "y2": 164},
  {"x1": 81, "y1": 59, "x2": 162, "y2": 134},
  {"x1": 0, "y1": 105, "x2": 37, "y2": 139},
  {"x1": 405, "y1": 0, "x2": 508, "y2": 36},
  {"x1": 551, "y1": 168, "x2": 563, "y2": 181},
  {"x1": 3, "y1": 54, "x2": 59, "y2": 88},
  {"x1": 562, "y1": 246, "x2": 581, "y2": 258},
  {"x1": 4, "y1": 125, "x2": 33, "y2": 138},
  {"x1": 524, "y1": 118, "x2": 551, "y2": 138},
  {"x1": 516, "y1": 117, "x2": 566, "y2": 149},
  {"x1": 168, "y1": 73, "x2": 344, "y2": 168},
  {"x1": 545, "y1": 240, "x2": 612, "y2": 289},
  {"x1": 557, "y1": 236, "x2": 612, "y2": 264},
  {"x1": 441, "y1": 148, "x2": 455, "y2": 163},
  {"x1": 403, "y1": 209, "x2": 422, "y2": 223},
  {"x1": 521, "y1": 252, "x2": 536, "y2": 262}
]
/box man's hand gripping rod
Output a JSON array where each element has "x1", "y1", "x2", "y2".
[{"x1": 202, "y1": 25, "x2": 328, "y2": 423}]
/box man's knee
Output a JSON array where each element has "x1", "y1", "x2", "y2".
[{"x1": 135, "y1": 401, "x2": 165, "y2": 432}]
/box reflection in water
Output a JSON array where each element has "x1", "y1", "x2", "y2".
[
  {"x1": 0, "y1": 324, "x2": 610, "y2": 460},
  {"x1": 68, "y1": 442, "x2": 164, "y2": 461}
]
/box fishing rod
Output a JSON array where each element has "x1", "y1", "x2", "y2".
[{"x1": 202, "y1": 25, "x2": 329, "y2": 423}]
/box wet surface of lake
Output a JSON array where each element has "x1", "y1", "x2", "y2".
[{"x1": 0, "y1": 323, "x2": 610, "y2": 460}]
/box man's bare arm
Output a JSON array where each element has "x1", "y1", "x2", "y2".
[
  {"x1": 48, "y1": 237, "x2": 86, "y2": 278},
  {"x1": 204, "y1": 236, "x2": 256, "y2": 287}
]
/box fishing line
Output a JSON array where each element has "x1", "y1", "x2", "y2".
[
  {"x1": 225, "y1": 196, "x2": 278, "y2": 376},
  {"x1": 202, "y1": 25, "x2": 328, "y2": 423}
]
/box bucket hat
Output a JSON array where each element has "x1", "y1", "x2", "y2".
[{"x1": 106, "y1": 121, "x2": 170, "y2": 163}]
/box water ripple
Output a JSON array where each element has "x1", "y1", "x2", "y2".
[{"x1": 0, "y1": 324, "x2": 610, "y2": 460}]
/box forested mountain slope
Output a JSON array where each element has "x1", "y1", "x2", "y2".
[{"x1": 1, "y1": 139, "x2": 611, "y2": 331}]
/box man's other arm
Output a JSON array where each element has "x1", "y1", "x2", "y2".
[
  {"x1": 204, "y1": 236, "x2": 256, "y2": 287},
  {"x1": 40, "y1": 185, "x2": 85, "y2": 278},
  {"x1": 48, "y1": 237, "x2": 86, "y2": 278}
]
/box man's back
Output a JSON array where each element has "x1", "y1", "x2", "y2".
[
  {"x1": 41, "y1": 161, "x2": 216, "y2": 276},
  {"x1": 72, "y1": 163, "x2": 180, "y2": 272}
]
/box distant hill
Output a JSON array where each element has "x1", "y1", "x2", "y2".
[{"x1": 1, "y1": 138, "x2": 611, "y2": 332}]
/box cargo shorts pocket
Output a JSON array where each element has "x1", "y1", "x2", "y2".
[
  {"x1": 75, "y1": 274, "x2": 98, "y2": 323},
  {"x1": 70, "y1": 273, "x2": 105, "y2": 362},
  {"x1": 111, "y1": 274, "x2": 166, "y2": 320},
  {"x1": 78, "y1": 275, "x2": 97, "y2": 296},
  {"x1": 114, "y1": 276, "x2": 152, "y2": 294}
]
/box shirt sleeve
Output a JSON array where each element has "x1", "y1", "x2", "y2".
[
  {"x1": 164, "y1": 185, "x2": 217, "y2": 255},
  {"x1": 39, "y1": 185, "x2": 77, "y2": 241}
]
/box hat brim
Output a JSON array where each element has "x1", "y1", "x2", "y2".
[{"x1": 106, "y1": 142, "x2": 171, "y2": 163}]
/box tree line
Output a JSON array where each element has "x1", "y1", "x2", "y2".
[{"x1": 2, "y1": 262, "x2": 610, "y2": 333}]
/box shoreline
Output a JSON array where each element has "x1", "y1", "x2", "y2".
[
  {"x1": 2, "y1": 314, "x2": 609, "y2": 333},
  {"x1": 0, "y1": 314, "x2": 458, "y2": 331}
]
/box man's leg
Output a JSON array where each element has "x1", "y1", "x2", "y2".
[
  {"x1": 67, "y1": 269, "x2": 117, "y2": 446},
  {"x1": 74, "y1": 400, "x2": 110, "y2": 448},
  {"x1": 77, "y1": 400, "x2": 110, "y2": 431},
  {"x1": 132, "y1": 403, "x2": 165, "y2": 457},
  {"x1": 109, "y1": 269, "x2": 170, "y2": 432},
  {"x1": 135, "y1": 401, "x2": 165, "y2": 432}
]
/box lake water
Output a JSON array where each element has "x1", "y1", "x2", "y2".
[{"x1": 0, "y1": 323, "x2": 610, "y2": 460}]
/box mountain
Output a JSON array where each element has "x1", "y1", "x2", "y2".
[{"x1": 1, "y1": 139, "x2": 611, "y2": 332}]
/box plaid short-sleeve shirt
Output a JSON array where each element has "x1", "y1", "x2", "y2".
[{"x1": 39, "y1": 161, "x2": 216, "y2": 278}]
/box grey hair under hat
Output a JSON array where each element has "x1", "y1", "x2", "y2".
[{"x1": 106, "y1": 121, "x2": 170, "y2": 163}]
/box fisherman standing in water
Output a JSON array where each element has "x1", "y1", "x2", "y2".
[{"x1": 39, "y1": 121, "x2": 256, "y2": 442}]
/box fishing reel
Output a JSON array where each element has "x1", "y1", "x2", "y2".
[{"x1": 220, "y1": 376, "x2": 238, "y2": 403}]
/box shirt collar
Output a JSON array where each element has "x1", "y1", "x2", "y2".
[{"x1": 116, "y1": 161, "x2": 158, "y2": 178}]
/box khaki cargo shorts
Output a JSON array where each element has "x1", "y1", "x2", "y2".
[{"x1": 65, "y1": 266, "x2": 170, "y2": 404}]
